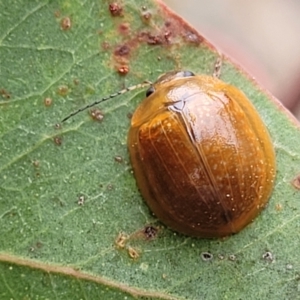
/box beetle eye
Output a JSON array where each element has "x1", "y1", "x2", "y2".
[
  {"x1": 146, "y1": 86, "x2": 155, "y2": 97},
  {"x1": 182, "y1": 71, "x2": 195, "y2": 77}
]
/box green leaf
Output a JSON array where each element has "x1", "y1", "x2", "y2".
[{"x1": 1, "y1": 0, "x2": 300, "y2": 299}]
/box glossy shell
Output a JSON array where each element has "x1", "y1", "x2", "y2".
[{"x1": 128, "y1": 71, "x2": 276, "y2": 238}]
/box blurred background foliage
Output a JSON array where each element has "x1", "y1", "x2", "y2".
[{"x1": 164, "y1": 0, "x2": 300, "y2": 119}]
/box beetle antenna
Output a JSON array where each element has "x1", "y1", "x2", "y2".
[{"x1": 61, "y1": 81, "x2": 152, "y2": 123}]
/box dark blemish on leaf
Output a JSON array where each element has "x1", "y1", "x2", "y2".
[
  {"x1": 109, "y1": 3, "x2": 123, "y2": 17},
  {"x1": 228, "y1": 254, "x2": 236, "y2": 261},
  {"x1": 143, "y1": 225, "x2": 158, "y2": 240},
  {"x1": 77, "y1": 195, "x2": 85, "y2": 206},
  {"x1": 57, "y1": 85, "x2": 69, "y2": 96},
  {"x1": 130, "y1": 225, "x2": 159, "y2": 241},
  {"x1": 114, "y1": 155, "x2": 123, "y2": 163},
  {"x1": 292, "y1": 174, "x2": 300, "y2": 190},
  {"x1": 118, "y1": 65, "x2": 129, "y2": 75},
  {"x1": 127, "y1": 246, "x2": 140, "y2": 259},
  {"x1": 262, "y1": 251, "x2": 274, "y2": 262},
  {"x1": 73, "y1": 79, "x2": 80, "y2": 85},
  {"x1": 0, "y1": 88, "x2": 11, "y2": 99},
  {"x1": 114, "y1": 44, "x2": 130, "y2": 57},
  {"x1": 54, "y1": 136, "x2": 62, "y2": 146},
  {"x1": 54, "y1": 123, "x2": 61, "y2": 130},
  {"x1": 141, "y1": 6, "x2": 147, "y2": 11},
  {"x1": 44, "y1": 97, "x2": 52, "y2": 107},
  {"x1": 89, "y1": 108, "x2": 104, "y2": 122},
  {"x1": 60, "y1": 17, "x2": 71, "y2": 31},
  {"x1": 146, "y1": 33, "x2": 163, "y2": 45},
  {"x1": 201, "y1": 252, "x2": 213, "y2": 262},
  {"x1": 127, "y1": 112, "x2": 133, "y2": 119},
  {"x1": 137, "y1": 32, "x2": 167, "y2": 46}
]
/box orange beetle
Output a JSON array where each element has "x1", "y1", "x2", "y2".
[
  {"x1": 128, "y1": 71, "x2": 276, "y2": 238},
  {"x1": 62, "y1": 70, "x2": 276, "y2": 238}
]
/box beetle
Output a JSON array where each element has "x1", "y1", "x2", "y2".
[{"x1": 62, "y1": 70, "x2": 276, "y2": 238}]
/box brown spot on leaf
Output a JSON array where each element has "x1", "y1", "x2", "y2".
[
  {"x1": 115, "y1": 232, "x2": 129, "y2": 249},
  {"x1": 127, "y1": 246, "x2": 140, "y2": 259},
  {"x1": 44, "y1": 97, "x2": 52, "y2": 107},
  {"x1": 57, "y1": 85, "x2": 69, "y2": 96},
  {"x1": 114, "y1": 44, "x2": 130, "y2": 57},
  {"x1": 141, "y1": 11, "x2": 152, "y2": 22},
  {"x1": 54, "y1": 10, "x2": 61, "y2": 18},
  {"x1": 137, "y1": 31, "x2": 169, "y2": 46},
  {"x1": 101, "y1": 41, "x2": 110, "y2": 51},
  {"x1": 60, "y1": 17, "x2": 71, "y2": 31},
  {"x1": 54, "y1": 136, "x2": 62, "y2": 146},
  {"x1": 109, "y1": 3, "x2": 123, "y2": 17},
  {"x1": 118, "y1": 65, "x2": 129, "y2": 75},
  {"x1": 145, "y1": 33, "x2": 163, "y2": 45},
  {"x1": 0, "y1": 89, "x2": 11, "y2": 99},
  {"x1": 118, "y1": 23, "x2": 130, "y2": 35},
  {"x1": 89, "y1": 108, "x2": 104, "y2": 122}
]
